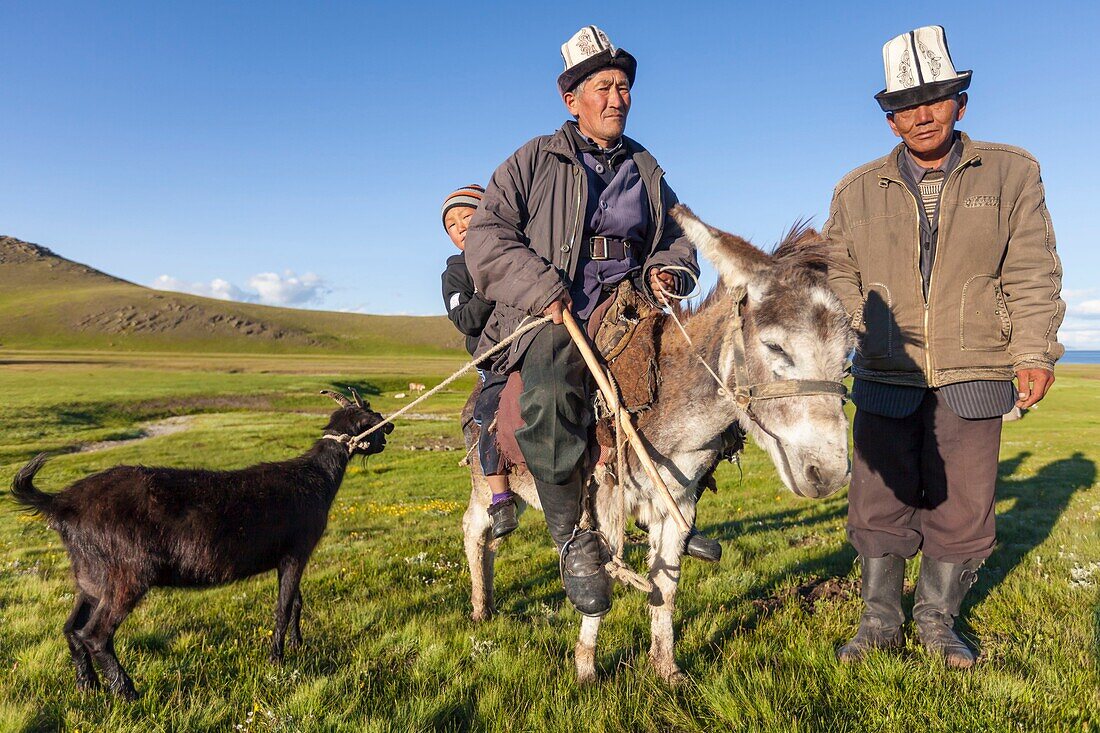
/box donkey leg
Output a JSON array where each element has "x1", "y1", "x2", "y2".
[
  {"x1": 76, "y1": 589, "x2": 142, "y2": 700},
  {"x1": 271, "y1": 556, "x2": 305, "y2": 663},
  {"x1": 63, "y1": 592, "x2": 99, "y2": 690},
  {"x1": 463, "y1": 491, "x2": 496, "y2": 621},
  {"x1": 287, "y1": 588, "x2": 303, "y2": 650},
  {"x1": 575, "y1": 614, "x2": 602, "y2": 684},
  {"x1": 647, "y1": 515, "x2": 691, "y2": 685}
]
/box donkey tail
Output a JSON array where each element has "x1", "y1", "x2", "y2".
[{"x1": 10, "y1": 453, "x2": 57, "y2": 517}]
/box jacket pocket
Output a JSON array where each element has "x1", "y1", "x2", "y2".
[
  {"x1": 856, "y1": 283, "x2": 895, "y2": 359},
  {"x1": 960, "y1": 274, "x2": 1011, "y2": 351}
]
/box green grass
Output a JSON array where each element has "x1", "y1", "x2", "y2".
[{"x1": 1, "y1": 354, "x2": 1098, "y2": 732}]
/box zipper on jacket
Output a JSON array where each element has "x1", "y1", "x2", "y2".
[
  {"x1": 882, "y1": 174, "x2": 932, "y2": 384},
  {"x1": 881, "y1": 154, "x2": 979, "y2": 389},
  {"x1": 565, "y1": 166, "x2": 584, "y2": 269}
]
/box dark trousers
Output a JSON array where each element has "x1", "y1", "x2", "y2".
[
  {"x1": 848, "y1": 390, "x2": 1002, "y2": 563},
  {"x1": 474, "y1": 371, "x2": 508, "y2": 477},
  {"x1": 514, "y1": 323, "x2": 592, "y2": 485}
]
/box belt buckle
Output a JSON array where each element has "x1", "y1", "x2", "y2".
[{"x1": 590, "y1": 236, "x2": 609, "y2": 261}]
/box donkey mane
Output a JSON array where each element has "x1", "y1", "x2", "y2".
[{"x1": 679, "y1": 219, "x2": 833, "y2": 322}]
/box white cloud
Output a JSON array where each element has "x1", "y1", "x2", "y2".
[
  {"x1": 1060, "y1": 318, "x2": 1100, "y2": 350},
  {"x1": 1072, "y1": 300, "x2": 1100, "y2": 318},
  {"x1": 152, "y1": 275, "x2": 255, "y2": 302},
  {"x1": 1062, "y1": 288, "x2": 1097, "y2": 301},
  {"x1": 247, "y1": 271, "x2": 328, "y2": 306},
  {"x1": 152, "y1": 270, "x2": 328, "y2": 307}
]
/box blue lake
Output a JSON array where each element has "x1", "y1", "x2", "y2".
[{"x1": 1064, "y1": 351, "x2": 1100, "y2": 364}]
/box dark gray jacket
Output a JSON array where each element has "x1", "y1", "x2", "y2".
[
  {"x1": 465, "y1": 122, "x2": 698, "y2": 371},
  {"x1": 441, "y1": 252, "x2": 495, "y2": 357}
]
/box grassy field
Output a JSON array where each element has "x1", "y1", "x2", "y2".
[{"x1": 0, "y1": 352, "x2": 1097, "y2": 732}]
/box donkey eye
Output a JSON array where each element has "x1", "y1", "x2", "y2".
[{"x1": 764, "y1": 342, "x2": 786, "y2": 355}]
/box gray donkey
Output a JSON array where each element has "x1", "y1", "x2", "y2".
[{"x1": 461, "y1": 205, "x2": 854, "y2": 683}]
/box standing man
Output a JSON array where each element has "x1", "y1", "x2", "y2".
[
  {"x1": 465, "y1": 26, "x2": 702, "y2": 618},
  {"x1": 825, "y1": 26, "x2": 1064, "y2": 668}
]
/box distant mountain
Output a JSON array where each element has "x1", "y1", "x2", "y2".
[{"x1": 0, "y1": 236, "x2": 463, "y2": 355}]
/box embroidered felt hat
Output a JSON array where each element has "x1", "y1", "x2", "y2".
[
  {"x1": 874, "y1": 25, "x2": 972, "y2": 112},
  {"x1": 557, "y1": 25, "x2": 637, "y2": 96}
]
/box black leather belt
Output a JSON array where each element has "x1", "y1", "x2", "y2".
[{"x1": 589, "y1": 236, "x2": 632, "y2": 261}]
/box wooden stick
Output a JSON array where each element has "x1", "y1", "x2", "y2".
[{"x1": 561, "y1": 309, "x2": 691, "y2": 534}]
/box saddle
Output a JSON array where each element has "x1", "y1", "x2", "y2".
[{"x1": 490, "y1": 280, "x2": 664, "y2": 471}]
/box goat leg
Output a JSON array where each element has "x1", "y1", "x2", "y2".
[
  {"x1": 76, "y1": 598, "x2": 139, "y2": 700},
  {"x1": 63, "y1": 593, "x2": 99, "y2": 691},
  {"x1": 271, "y1": 558, "x2": 305, "y2": 663},
  {"x1": 287, "y1": 589, "x2": 303, "y2": 650}
]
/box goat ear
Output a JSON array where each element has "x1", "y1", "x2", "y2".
[
  {"x1": 319, "y1": 389, "x2": 352, "y2": 408},
  {"x1": 670, "y1": 204, "x2": 771, "y2": 291},
  {"x1": 348, "y1": 386, "x2": 367, "y2": 409}
]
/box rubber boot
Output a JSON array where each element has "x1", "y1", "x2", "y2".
[
  {"x1": 913, "y1": 556, "x2": 982, "y2": 669},
  {"x1": 634, "y1": 521, "x2": 722, "y2": 563},
  {"x1": 837, "y1": 555, "x2": 906, "y2": 662},
  {"x1": 685, "y1": 528, "x2": 722, "y2": 563},
  {"x1": 534, "y1": 473, "x2": 612, "y2": 618}
]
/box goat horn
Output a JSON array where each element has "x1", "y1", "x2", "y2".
[
  {"x1": 319, "y1": 389, "x2": 352, "y2": 408},
  {"x1": 348, "y1": 386, "x2": 367, "y2": 409}
]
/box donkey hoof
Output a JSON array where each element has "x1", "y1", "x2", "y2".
[
  {"x1": 470, "y1": 608, "x2": 494, "y2": 622},
  {"x1": 577, "y1": 668, "x2": 597, "y2": 686},
  {"x1": 268, "y1": 651, "x2": 285, "y2": 665},
  {"x1": 656, "y1": 668, "x2": 687, "y2": 687}
]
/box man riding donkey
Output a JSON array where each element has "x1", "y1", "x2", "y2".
[
  {"x1": 465, "y1": 26, "x2": 720, "y2": 618},
  {"x1": 824, "y1": 25, "x2": 1064, "y2": 667}
]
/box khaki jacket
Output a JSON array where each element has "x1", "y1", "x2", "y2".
[
  {"x1": 824, "y1": 133, "x2": 1064, "y2": 387},
  {"x1": 465, "y1": 123, "x2": 698, "y2": 371}
]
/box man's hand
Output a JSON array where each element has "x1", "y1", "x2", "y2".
[
  {"x1": 542, "y1": 294, "x2": 573, "y2": 325},
  {"x1": 1015, "y1": 368, "x2": 1055, "y2": 409},
  {"x1": 648, "y1": 267, "x2": 677, "y2": 300}
]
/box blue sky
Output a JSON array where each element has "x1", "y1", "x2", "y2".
[{"x1": 3, "y1": 1, "x2": 1098, "y2": 347}]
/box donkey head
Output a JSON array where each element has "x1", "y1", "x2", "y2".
[{"x1": 671, "y1": 205, "x2": 853, "y2": 499}]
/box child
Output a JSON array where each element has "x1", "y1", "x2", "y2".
[{"x1": 440, "y1": 185, "x2": 518, "y2": 538}]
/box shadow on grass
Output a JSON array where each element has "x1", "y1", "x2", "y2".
[
  {"x1": 682, "y1": 451, "x2": 1096, "y2": 669},
  {"x1": 968, "y1": 450, "x2": 1095, "y2": 611}
]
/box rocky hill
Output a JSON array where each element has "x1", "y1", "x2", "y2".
[{"x1": 0, "y1": 236, "x2": 462, "y2": 355}]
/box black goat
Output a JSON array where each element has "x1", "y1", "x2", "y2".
[{"x1": 9, "y1": 387, "x2": 392, "y2": 700}]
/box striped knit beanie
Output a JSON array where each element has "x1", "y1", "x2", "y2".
[{"x1": 441, "y1": 184, "x2": 484, "y2": 228}]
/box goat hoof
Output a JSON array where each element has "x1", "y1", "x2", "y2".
[
  {"x1": 113, "y1": 685, "x2": 139, "y2": 702},
  {"x1": 76, "y1": 676, "x2": 101, "y2": 692}
]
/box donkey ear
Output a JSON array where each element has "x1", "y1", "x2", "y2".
[{"x1": 671, "y1": 205, "x2": 771, "y2": 291}]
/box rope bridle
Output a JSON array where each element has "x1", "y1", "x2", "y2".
[
  {"x1": 656, "y1": 275, "x2": 848, "y2": 427},
  {"x1": 327, "y1": 315, "x2": 555, "y2": 454}
]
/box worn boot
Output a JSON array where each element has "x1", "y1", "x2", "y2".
[
  {"x1": 913, "y1": 556, "x2": 982, "y2": 669},
  {"x1": 487, "y1": 496, "x2": 519, "y2": 539},
  {"x1": 634, "y1": 521, "x2": 723, "y2": 563},
  {"x1": 535, "y1": 474, "x2": 612, "y2": 618},
  {"x1": 837, "y1": 554, "x2": 906, "y2": 662},
  {"x1": 684, "y1": 528, "x2": 722, "y2": 563}
]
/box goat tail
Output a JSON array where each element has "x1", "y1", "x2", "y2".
[{"x1": 10, "y1": 453, "x2": 57, "y2": 517}]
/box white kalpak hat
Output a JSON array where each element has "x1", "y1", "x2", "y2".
[
  {"x1": 557, "y1": 25, "x2": 637, "y2": 95},
  {"x1": 874, "y1": 25, "x2": 972, "y2": 112}
]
